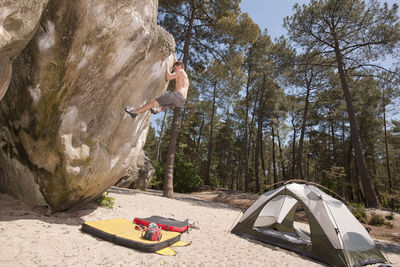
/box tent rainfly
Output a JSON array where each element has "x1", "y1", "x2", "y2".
[{"x1": 231, "y1": 182, "x2": 387, "y2": 267}]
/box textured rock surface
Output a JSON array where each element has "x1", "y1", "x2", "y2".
[
  {"x1": 0, "y1": 0, "x2": 174, "y2": 211},
  {"x1": 115, "y1": 152, "x2": 155, "y2": 190},
  {"x1": 0, "y1": 0, "x2": 49, "y2": 101}
]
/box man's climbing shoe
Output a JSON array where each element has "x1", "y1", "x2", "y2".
[
  {"x1": 124, "y1": 107, "x2": 138, "y2": 118},
  {"x1": 150, "y1": 108, "x2": 159, "y2": 115}
]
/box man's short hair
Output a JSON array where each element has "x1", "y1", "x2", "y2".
[{"x1": 173, "y1": 61, "x2": 185, "y2": 69}]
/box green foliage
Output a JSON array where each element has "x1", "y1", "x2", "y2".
[
  {"x1": 349, "y1": 203, "x2": 367, "y2": 223},
  {"x1": 173, "y1": 154, "x2": 204, "y2": 192},
  {"x1": 284, "y1": 0, "x2": 400, "y2": 208},
  {"x1": 150, "y1": 161, "x2": 165, "y2": 190},
  {"x1": 368, "y1": 213, "x2": 385, "y2": 226},
  {"x1": 151, "y1": 154, "x2": 203, "y2": 193},
  {"x1": 96, "y1": 192, "x2": 115, "y2": 209},
  {"x1": 384, "y1": 221, "x2": 393, "y2": 228},
  {"x1": 209, "y1": 176, "x2": 221, "y2": 188},
  {"x1": 143, "y1": 126, "x2": 158, "y2": 160},
  {"x1": 158, "y1": 0, "x2": 260, "y2": 68},
  {"x1": 152, "y1": 0, "x2": 400, "y2": 206},
  {"x1": 385, "y1": 212, "x2": 395, "y2": 221},
  {"x1": 349, "y1": 202, "x2": 365, "y2": 209}
]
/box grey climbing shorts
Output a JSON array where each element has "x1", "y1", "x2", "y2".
[{"x1": 156, "y1": 91, "x2": 186, "y2": 108}]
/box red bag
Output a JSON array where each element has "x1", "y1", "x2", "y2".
[{"x1": 142, "y1": 223, "x2": 162, "y2": 241}]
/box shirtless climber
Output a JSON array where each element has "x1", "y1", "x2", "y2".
[{"x1": 124, "y1": 55, "x2": 189, "y2": 118}]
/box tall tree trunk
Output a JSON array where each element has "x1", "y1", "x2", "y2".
[
  {"x1": 324, "y1": 126, "x2": 331, "y2": 175},
  {"x1": 255, "y1": 126, "x2": 261, "y2": 192},
  {"x1": 298, "y1": 74, "x2": 312, "y2": 180},
  {"x1": 163, "y1": 107, "x2": 181, "y2": 198},
  {"x1": 163, "y1": 3, "x2": 195, "y2": 198},
  {"x1": 231, "y1": 163, "x2": 236, "y2": 189},
  {"x1": 383, "y1": 101, "x2": 392, "y2": 191},
  {"x1": 306, "y1": 134, "x2": 311, "y2": 179},
  {"x1": 342, "y1": 118, "x2": 354, "y2": 201},
  {"x1": 205, "y1": 82, "x2": 217, "y2": 185},
  {"x1": 248, "y1": 89, "x2": 260, "y2": 154},
  {"x1": 176, "y1": 106, "x2": 187, "y2": 153},
  {"x1": 238, "y1": 157, "x2": 243, "y2": 190},
  {"x1": 244, "y1": 56, "x2": 252, "y2": 192},
  {"x1": 272, "y1": 125, "x2": 277, "y2": 188},
  {"x1": 277, "y1": 129, "x2": 287, "y2": 181},
  {"x1": 195, "y1": 114, "x2": 205, "y2": 164},
  {"x1": 333, "y1": 42, "x2": 380, "y2": 208},
  {"x1": 182, "y1": 3, "x2": 194, "y2": 67},
  {"x1": 266, "y1": 140, "x2": 272, "y2": 187},
  {"x1": 236, "y1": 153, "x2": 242, "y2": 190},
  {"x1": 331, "y1": 123, "x2": 337, "y2": 163},
  {"x1": 383, "y1": 101, "x2": 394, "y2": 209},
  {"x1": 156, "y1": 110, "x2": 168, "y2": 163},
  {"x1": 261, "y1": 133, "x2": 266, "y2": 180},
  {"x1": 291, "y1": 116, "x2": 297, "y2": 179},
  {"x1": 254, "y1": 76, "x2": 265, "y2": 193}
]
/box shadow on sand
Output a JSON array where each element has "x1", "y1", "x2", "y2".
[
  {"x1": 0, "y1": 187, "x2": 238, "y2": 228},
  {"x1": 0, "y1": 193, "x2": 98, "y2": 226},
  {"x1": 234, "y1": 234, "x2": 329, "y2": 266},
  {"x1": 376, "y1": 241, "x2": 400, "y2": 257},
  {"x1": 108, "y1": 186, "x2": 243, "y2": 211}
]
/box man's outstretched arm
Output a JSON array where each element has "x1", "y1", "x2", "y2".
[{"x1": 165, "y1": 61, "x2": 178, "y2": 81}]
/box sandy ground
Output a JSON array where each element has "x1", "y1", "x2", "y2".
[{"x1": 0, "y1": 187, "x2": 399, "y2": 267}]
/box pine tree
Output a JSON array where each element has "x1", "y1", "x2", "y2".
[
  {"x1": 284, "y1": 0, "x2": 400, "y2": 208},
  {"x1": 158, "y1": 0, "x2": 258, "y2": 195}
]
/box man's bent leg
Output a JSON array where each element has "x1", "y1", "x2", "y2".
[
  {"x1": 132, "y1": 99, "x2": 160, "y2": 114},
  {"x1": 159, "y1": 106, "x2": 169, "y2": 112},
  {"x1": 150, "y1": 105, "x2": 170, "y2": 114}
]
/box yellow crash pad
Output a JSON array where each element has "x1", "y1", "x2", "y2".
[{"x1": 81, "y1": 218, "x2": 181, "y2": 252}]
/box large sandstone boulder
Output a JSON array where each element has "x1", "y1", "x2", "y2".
[
  {"x1": 115, "y1": 151, "x2": 155, "y2": 190},
  {"x1": 0, "y1": 0, "x2": 174, "y2": 211},
  {"x1": 0, "y1": 0, "x2": 49, "y2": 101}
]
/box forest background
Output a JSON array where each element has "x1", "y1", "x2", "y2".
[{"x1": 144, "y1": 0, "x2": 400, "y2": 210}]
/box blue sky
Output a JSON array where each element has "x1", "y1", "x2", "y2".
[
  {"x1": 240, "y1": 0, "x2": 400, "y2": 41},
  {"x1": 239, "y1": 0, "x2": 309, "y2": 40}
]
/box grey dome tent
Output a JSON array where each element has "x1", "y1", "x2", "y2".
[{"x1": 231, "y1": 182, "x2": 387, "y2": 267}]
